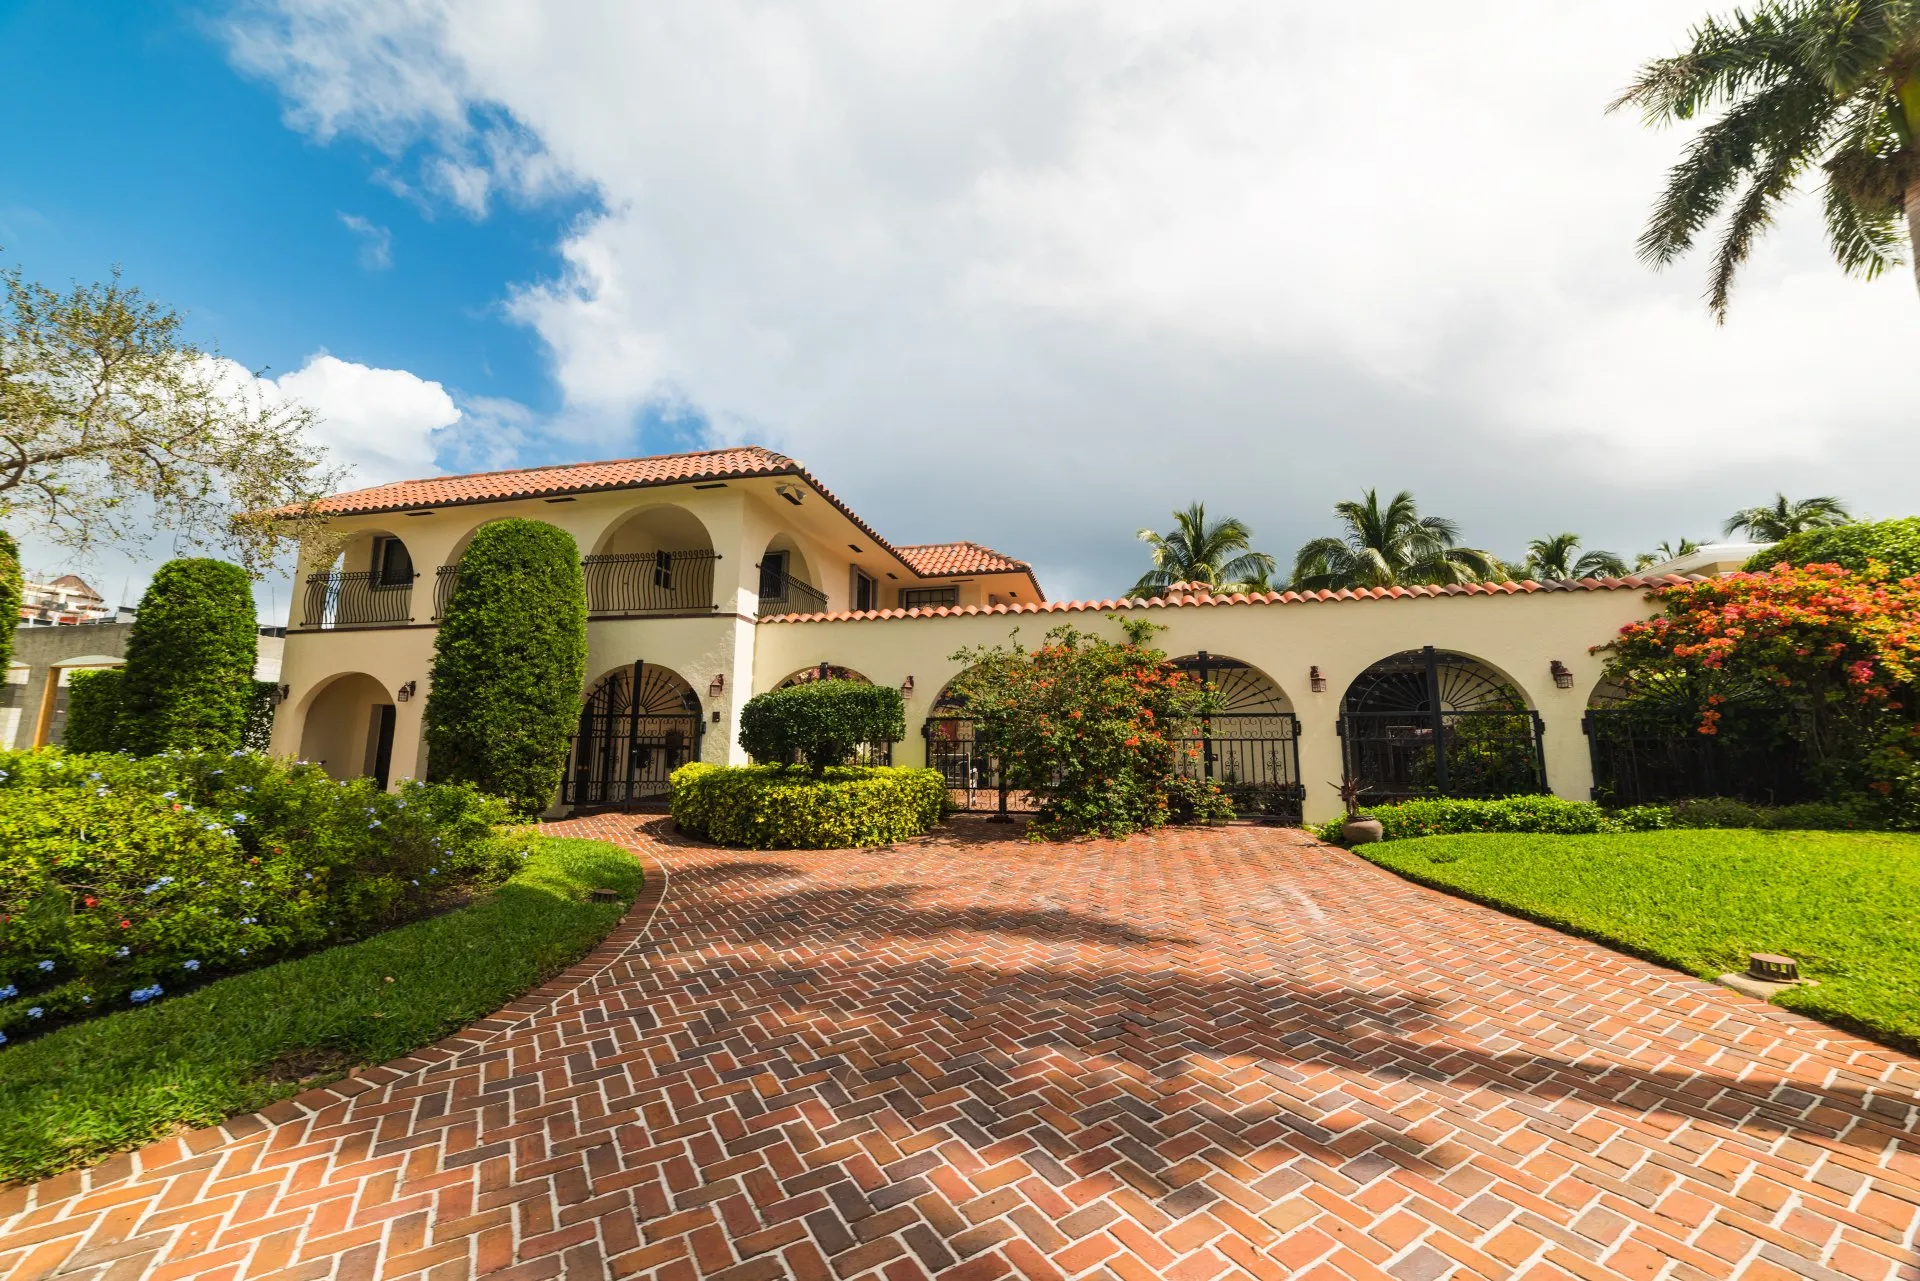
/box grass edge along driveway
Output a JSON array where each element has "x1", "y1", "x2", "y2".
[
  {"x1": 1358, "y1": 828, "x2": 1920, "y2": 1055},
  {"x1": 0, "y1": 836, "x2": 642, "y2": 1185}
]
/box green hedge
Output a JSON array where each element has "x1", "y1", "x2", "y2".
[
  {"x1": 0, "y1": 749, "x2": 526, "y2": 1041},
  {"x1": 671, "y1": 762, "x2": 946, "y2": 848},
  {"x1": 739, "y1": 680, "x2": 905, "y2": 772},
  {"x1": 426, "y1": 520, "x2": 587, "y2": 814},
  {"x1": 117, "y1": 559, "x2": 259, "y2": 755},
  {"x1": 242, "y1": 679, "x2": 277, "y2": 752},
  {"x1": 1744, "y1": 517, "x2": 1920, "y2": 578},
  {"x1": 62, "y1": 669, "x2": 124, "y2": 753},
  {"x1": 1312, "y1": 794, "x2": 1888, "y2": 844},
  {"x1": 0, "y1": 531, "x2": 20, "y2": 674},
  {"x1": 0, "y1": 835, "x2": 640, "y2": 1183}
]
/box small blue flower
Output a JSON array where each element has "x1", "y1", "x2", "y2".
[
  {"x1": 237, "y1": 948, "x2": 248, "y2": 957},
  {"x1": 95, "y1": 786, "x2": 109, "y2": 796},
  {"x1": 88, "y1": 772, "x2": 101, "y2": 780},
  {"x1": 370, "y1": 819, "x2": 381, "y2": 828},
  {"x1": 410, "y1": 879, "x2": 419, "y2": 886},
  {"x1": 0, "y1": 1030, "x2": 7, "y2": 1044},
  {"x1": 26, "y1": 1007, "x2": 42, "y2": 1019},
  {"x1": 241, "y1": 880, "x2": 253, "y2": 887},
  {"x1": 0, "y1": 985, "x2": 16, "y2": 1000},
  {"x1": 240, "y1": 916, "x2": 256, "y2": 925},
  {"x1": 116, "y1": 946, "x2": 130, "y2": 958},
  {"x1": 162, "y1": 791, "x2": 177, "y2": 800},
  {"x1": 130, "y1": 985, "x2": 164, "y2": 1003},
  {"x1": 182, "y1": 959, "x2": 200, "y2": 972},
  {"x1": 36, "y1": 959, "x2": 53, "y2": 972},
  {"x1": 81, "y1": 995, "x2": 91, "y2": 1004}
]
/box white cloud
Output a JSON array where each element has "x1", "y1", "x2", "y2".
[
  {"x1": 225, "y1": 0, "x2": 1920, "y2": 600},
  {"x1": 338, "y1": 212, "x2": 393, "y2": 269},
  {"x1": 250, "y1": 353, "x2": 460, "y2": 486}
]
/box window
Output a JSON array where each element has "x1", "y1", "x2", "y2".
[
  {"x1": 851, "y1": 568, "x2": 877, "y2": 612},
  {"x1": 758, "y1": 551, "x2": 789, "y2": 600},
  {"x1": 372, "y1": 536, "x2": 414, "y2": 587},
  {"x1": 900, "y1": 586, "x2": 959, "y2": 610},
  {"x1": 652, "y1": 549, "x2": 674, "y2": 591}
]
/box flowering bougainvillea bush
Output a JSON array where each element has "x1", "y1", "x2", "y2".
[
  {"x1": 0, "y1": 749, "x2": 530, "y2": 1042},
  {"x1": 1597, "y1": 560, "x2": 1920, "y2": 825},
  {"x1": 947, "y1": 619, "x2": 1231, "y2": 839}
]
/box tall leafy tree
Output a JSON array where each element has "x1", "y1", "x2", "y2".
[
  {"x1": 1614, "y1": 0, "x2": 1920, "y2": 319},
  {"x1": 0, "y1": 265, "x2": 338, "y2": 568},
  {"x1": 1724, "y1": 492, "x2": 1853, "y2": 539},
  {"x1": 1129, "y1": 503, "x2": 1276, "y2": 597},
  {"x1": 1519, "y1": 533, "x2": 1631, "y2": 580},
  {"x1": 1290, "y1": 490, "x2": 1497, "y2": 590}
]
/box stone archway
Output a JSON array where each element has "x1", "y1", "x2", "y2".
[
  {"x1": 561, "y1": 662, "x2": 704, "y2": 809},
  {"x1": 1338, "y1": 647, "x2": 1544, "y2": 802},
  {"x1": 298, "y1": 673, "x2": 397, "y2": 786},
  {"x1": 1169, "y1": 653, "x2": 1303, "y2": 824}
]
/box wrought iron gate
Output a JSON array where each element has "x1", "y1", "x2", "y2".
[
  {"x1": 1172, "y1": 653, "x2": 1303, "y2": 823},
  {"x1": 1338, "y1": 647, "x2": 1545, "y2": 801},
  {"x1": 922, "y1": 714, "x2": 1039, "y2": 813},
  {"x1": 562, "y1": 661, "x2": 704, "y2": 809}
]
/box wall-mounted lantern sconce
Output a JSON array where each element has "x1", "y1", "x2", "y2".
[
  {"x1": 709, "y1": 673, "x2": 726, "y2": 698},
  {"x1": 396, "y1": 680, "x2": 418, "y2": 703},
  {"x1": 1550, "y1": 660, "x2": 1574, "y2": 689},
  {"x1": 275, "y1": 684, "x2": 291, "y2": 704},
  {"x1": 774, "y1": 482, "x2": 805, "y2": 506},
  {"x1": 900, "y1": 675, "x2": 915, "y2": 698},
  {"x1": 1309, "y1": 666, "x2": 1328, "y2": 693}
]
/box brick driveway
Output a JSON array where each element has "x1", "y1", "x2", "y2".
[{"x1": 4, "y1": 820, "x2": 1919, "y2": 1281}]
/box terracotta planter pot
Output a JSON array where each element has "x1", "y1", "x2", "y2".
[{"x1": 1341, "y1": 816, "x2": 1385, "y2": 845}]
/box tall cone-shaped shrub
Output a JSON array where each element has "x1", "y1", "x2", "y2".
[
  {"x1": 426, "y1": 520, "x2": 587, "y2": 814},
  {"x1": 117, "y1": 559, "x2": 258, "y2": 754},
  {"x1": 0, "y1": 531, "x2": 20, "y2": 674}
]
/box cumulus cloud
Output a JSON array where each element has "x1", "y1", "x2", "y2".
[{"x1": 225, "y1": 0, "x2": 1920, "y2": 600}]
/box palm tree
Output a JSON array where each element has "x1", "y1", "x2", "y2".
[
  {"x1": 1290, "y1": 490, "x2": 1498, "y2": 590},
  {"x1": 1128, "y1": 503, "x2": 1276, "y2": 597},
  {"x1": 1613, "y1": 1, "x2": 1920, "y2": 319},
  {"x1": 1723, "y1": 493, "x2": 1853, "y2": 539},
  {"x1": 1634, "y1": 538, "x2": 1703, "y2": 569},
  {"x1": 1519, "y1": 533, "x2": 1632, "y2": 580}
]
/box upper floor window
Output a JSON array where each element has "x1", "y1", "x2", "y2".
[
  {"x1": 851, "y1": 568, "x2": 877, "y2": 612},
  {"x1": 900, "y1": 586, "x2": 958, "y2": 610},
  {"x1": 758, "y1": 550, "x2": 789, "y2": 600},
  {"x1": 372, "y1": 536, "x2": 414, "y2": 588},
  {"x1": 652, "y1": 549, "x2": 674, "y2": 591}
]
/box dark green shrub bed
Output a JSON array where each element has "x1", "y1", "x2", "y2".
[
  {"x1": 1313, "y1": 794, "x2": 1891, "y2": 844},
  {"x1": 671, "y1": 763, "x2": 947, "y2": 848},
  {"x1": 0, "y1": 749, "x2": 530, "y2": 1042},
  {"x1": 0, "y1": 835, "x2": 640, "y2": 1183}
]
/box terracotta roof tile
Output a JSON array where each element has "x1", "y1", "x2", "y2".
[
  {"x1": 758, "y1": 574, "x2": 1706, "y2": 623},
  {"x1": 895, "y1": 541, "x2": 1030, "y2": 576}
]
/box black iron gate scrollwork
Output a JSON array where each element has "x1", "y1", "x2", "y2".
[
  {"x1": 1338, "y1": 646, "x2": 1545, "y2": 802},
  {"x1": 562, "y1": 661, "x2": 704, "y2": 809},
  {"x1": 1172, "y1": 653, "x2": 1303, "y2": 824}
]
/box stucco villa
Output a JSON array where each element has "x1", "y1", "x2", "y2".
[{"x1": 269, "y1": 445, "x2": 1733, "y2": 824}]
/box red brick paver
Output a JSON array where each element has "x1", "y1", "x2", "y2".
[{"x1": 4, "y1": 821, "x2": 1918, "y2": 1281}]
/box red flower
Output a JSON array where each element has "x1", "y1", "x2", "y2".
[
  {"x1": 119, "y1": 919, "x2": 131, "y2": 929},
  {"x1": 83, "y1": 896, "x2": 97, "y2": 907}
]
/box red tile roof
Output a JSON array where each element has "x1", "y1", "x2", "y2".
[
  {"x1": 895, "y1": 542, "x2": 1030, "y2": 577},
  {"x1": 758, "y1": 574, "x2": 1706, "y2": 623}
]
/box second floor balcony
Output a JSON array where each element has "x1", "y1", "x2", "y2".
[{"x1": 428, "y1": 549, "x2": 721, "y2": 621}]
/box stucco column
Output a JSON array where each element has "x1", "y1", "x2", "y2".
[
  {"x1": 1296, "y1": 710, "x2": 1346, "y2": 825},
  {"x1": 1533, "y1": 679, "x2": 1594, "y2": 801},
  {"x1": 389, "y1": 688, "x2": 427, "y2": 789}
]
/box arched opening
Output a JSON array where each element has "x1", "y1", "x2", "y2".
[
  {"x1": 757, "y1": 537, "x2": 826, "y2": 615},
  {"x1": 776, "y1": 663, "x2": 870, "y2": 690},
  {"x1": 1338, "y1": 647, "x2": 1544, "y2": 802},
  {"x1": 560, "y1": 662, "x2": 703, "y2": 809},
  {"x1": 1169, "y1": 653, "x2": 1302, "y2": 824},
  {"x1": 921, "y1": 665, "x2": 1035, "y2": 813},
  {"x1": 303, "y1": 530, "x2": 416, "y2": 629},
  {"x1": 298, "y1": 673, "x2": 397, "y2": 787},
  {"x1": 586, "y1": 505, "x2": 717, "y2": 615}
]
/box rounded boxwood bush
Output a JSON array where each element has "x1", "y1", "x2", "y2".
[
  {"x1": 0, "y1": 531, "x2": 21, "y2": 674},
  {"x1": 1745, "y1": 517, "x2": 1920, "y2": 578},
  {"x1": 62, "y1": 669, "x2": 124, "y2": 753},
  {"x1": 739, "y1": 680, "x2": 905, "y2": 772},
  {"x1": 117, "y1": 559, "x2": 258, "y2": 755},
  {"x1": 670, "y1": 762, "x2": 946, "y2": 849},
  {"x1": 425, "y1": 520, "x2": 587, "y2": 815}
]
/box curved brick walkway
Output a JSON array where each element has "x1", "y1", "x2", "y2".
[{"x1": 3, "y1": 821, "x2": 1919, "y2": 1281}]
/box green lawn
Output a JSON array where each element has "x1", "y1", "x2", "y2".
[
  {"x1": 1359, "y1": 829, "x2": 1920, "y2": 1053},
  {"x1": 0, "y1": 836, "x2": 641, "y2": 1184}
]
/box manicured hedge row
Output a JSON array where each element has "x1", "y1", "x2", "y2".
[
  {"x1": 671, "y1": 763, "x2": 947, "y2": 848},
  {"x1": 0, "y1": 835, "x2": 641, "y2": 1183},
  {"x1": 1312, "y1": 794, "x2": 1889, "y2": 844},
  {"x1": 0, "y1": 749, "x2": 527, "y2": 1041}
]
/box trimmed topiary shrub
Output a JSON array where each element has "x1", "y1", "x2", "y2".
[
  {"x1": 739, "y1": 680, "x2": 906, "y2": 772},
  {"x1": 61, "y1": 669, "x2": 124, "y2": 753},
  {"x1": 0, "y1": 531, "x2": 20, "y2": 675},
  {"x1": 242, "y1": 680, "x2": 277, "y2": 753},
  {"x1": 425, "y1": 520, "x2": 587, "y2": 815},
  {"x1": 1310, "y1": 795, "x2": 1670, "y2": 843},
  {"x1": 1745, "y1": 517, "x2": 1920, "y2": 578},
  {"x1": 116, "y1": 559, "x2": 258, "y2": 756},
  {"x1": 670, "y1": 762, "x2": 946, "y2": 848}
]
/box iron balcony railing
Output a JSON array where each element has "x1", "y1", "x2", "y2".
[
  {"x1": 757, "y1": 569, "x2": 828, "y2": 616},
  {"x1": 433, "y1": 550, "x2": 720, "y2": 619},
  {"x1": 301, "y1": 571, "x2": 415, "y2": 629}
]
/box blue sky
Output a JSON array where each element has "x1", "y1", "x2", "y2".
[{"x1": 5, "y1": 1, "x2": 1919, "y2": 614}]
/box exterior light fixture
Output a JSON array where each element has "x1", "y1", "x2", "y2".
[
  {"x1": 275, "y1": 684, "x2": 291, "y2": 704},
  {"x1": 1550, "y1": 660, "x2": 1574, "y2": 689},
  {"x1": 397, "y1": 680, "x2": 418, "y2": 702},
  {"x1": 1749, "y1": 953, "x2": 1799, "y2": 982},
  {"x1": 1309, "y1": 666, "x2": 1327, "y2": 693},
  {"x1": 709, "y1": 673, "x2": 726, "y2": 697},
  {"x1": 900, "y1": 675, "x2": 915, "y2": 698},
  {"x1": 774, "y1": 483, "x2": 804, "y2": 506}
]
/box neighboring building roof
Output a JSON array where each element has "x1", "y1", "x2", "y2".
[
  {"x1": 895, "y1": 541, "x2": 1030, "y2": 577},
  {"x1": 1641, "y1": 542, "x2": 1769, "y2": 576},
  {"x1": 759, "y1": 573, "x2": 1707, "y2": 623}
]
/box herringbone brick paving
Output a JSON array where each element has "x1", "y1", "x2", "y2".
[{"x1": 3, "y1": 819, "x2": 1918, "y2": 1281}]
